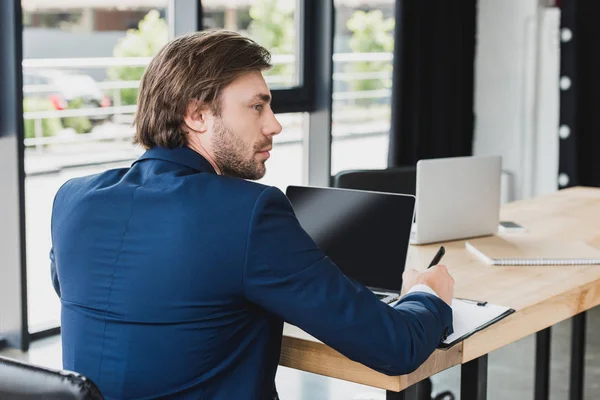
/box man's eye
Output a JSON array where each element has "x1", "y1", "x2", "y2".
[{"x1": 253, "y1": 104, "x2": 263, "y2": 112}]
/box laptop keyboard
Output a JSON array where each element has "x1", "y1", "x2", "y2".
[{"x1": 374, "y1": 292, "x2": 400, "y2": 304}]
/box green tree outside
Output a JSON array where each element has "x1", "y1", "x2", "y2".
[
  {"x1": 62, "y1": 98, "x2": 93, "y2": 134},
  {"x1": 247, "y1": 0, "x2": 295, "y2": 88},
  {"x1": 346, "y1": 10, "x2": 394, "y2": 105},
  {"x1": 107, "y1": 10, "x2": 169, "y2": 106},
  {"x1": 23, "y1": 98, "x2": 63, "y2": 139}
]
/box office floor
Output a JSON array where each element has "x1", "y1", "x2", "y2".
[{"x1": 2, "y1": 307, "x2": 600, "y2": 399}]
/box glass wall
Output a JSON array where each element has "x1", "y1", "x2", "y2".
[
  {"x1": 22, "y1": 0, "x2": 396, "y2": 333},
  {"x1": 202, "y1": 0, "x2": 300, "y2": 90},
  {"x1": 257, "y1": 112, "x2": 305, "y2": 190},
  {"x1": 331, "y1": 0, "x2": 394, "y2": 176},
  {"x1": 22, "y1": 0, "x2": 169, "y2": 332},
  {"x1": 22, "y1": 0, "x2": 308, "y2": 332}
]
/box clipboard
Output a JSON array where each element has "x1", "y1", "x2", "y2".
[{"x1": 438, "y1": 298, "x2": 515, "y2": 349}]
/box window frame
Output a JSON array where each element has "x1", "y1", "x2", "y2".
[{"x1": 197, "y1": 0, "x2": 321, "y2": 114}]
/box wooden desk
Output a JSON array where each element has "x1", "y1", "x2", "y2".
[{"x1": 279, "y1": 187, "x2": 600, "y2": 399}]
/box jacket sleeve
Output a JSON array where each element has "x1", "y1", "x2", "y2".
[{"x1": 243, "y1": 187, "x2": 453, "y2": 376}]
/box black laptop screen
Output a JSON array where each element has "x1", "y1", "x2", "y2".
[{"x1": 285, "y1": 186, "x2": 415, "y2": 291}]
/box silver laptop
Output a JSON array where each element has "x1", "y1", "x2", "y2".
[
  {"x1": 286, "y1": 185, "x2": 415, "y2": 304},
  {"x1": 410, "y1": 155, "x2": 502, "y2": 245}
]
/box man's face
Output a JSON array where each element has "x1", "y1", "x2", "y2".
[{"x1": 210, "y1": 70, "x2": 282, "y2": 180}]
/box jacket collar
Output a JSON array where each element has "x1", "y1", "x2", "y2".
[{"x1": 133, "y1": 146, "x2": 217, "y2": 174}]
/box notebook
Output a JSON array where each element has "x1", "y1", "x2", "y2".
[
  {"x1": 440, "y1": 298, "x2": 514, "y2": 349},
  {"x1": 465, "y1": 235, "x2": 600, "y2": 266}
]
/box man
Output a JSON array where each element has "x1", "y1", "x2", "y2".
[{"x1": 50, "y1": 30, "x2": 454, "y2": 400}]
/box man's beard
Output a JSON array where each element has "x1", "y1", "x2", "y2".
[{"x1": 211, "y1": 118, "x2": 271, "y2": 180}]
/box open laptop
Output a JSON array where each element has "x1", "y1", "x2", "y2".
[
  {"x1": 285, "y1": 185, "x2": 415, "y2": 304},
  {"x1": 410, "y1": 155, "x2": 502, "y2": 245}
]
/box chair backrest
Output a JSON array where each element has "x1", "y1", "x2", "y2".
[
  {"x1": 0, "y1": 356, "x2": 104, "y2": 400},
  {"x1": 332, "y1": 166, "x2": 417, "y2": 195}
]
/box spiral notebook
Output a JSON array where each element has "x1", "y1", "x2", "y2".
[{"x1": 466, "y1": 235, "x2": 600, "y2": 266}]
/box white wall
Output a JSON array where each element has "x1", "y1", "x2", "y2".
[
  {"x1": 474, "y1": 0, "x2": 560, "y2": 201},
  {"x1": 0, "y1": 136, "x2": 24, "y2": 347}
]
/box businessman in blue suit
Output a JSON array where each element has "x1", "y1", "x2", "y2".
[{"x1": 50, "y1": 30, "x2": 454, "y2": 400}]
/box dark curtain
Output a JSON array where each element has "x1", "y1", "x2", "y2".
[{"x1": 388, "y1": 0, "x2": 477, "y2": 167}]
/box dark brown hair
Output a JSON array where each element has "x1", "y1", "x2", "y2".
[{"x1": 133, "y1": 30, "x2": 272, "y2": 149}]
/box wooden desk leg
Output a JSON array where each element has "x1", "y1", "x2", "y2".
[
  {"x1": 535, "y1": 328, "x2": 551, "y2": 400},
  {"x1": 461, "y1": 354, "x2": 488, "y2": 400},
  {"x1": 386, "y1": 381, "x2": 421, "y2": 400},
  {"x1": 570, "y1": 312, "x2": 586, "y2": 400}
]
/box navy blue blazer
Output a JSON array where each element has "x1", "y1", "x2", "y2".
[{"x1": 50, "y1": 147, "x2": 452, "y2": 400}]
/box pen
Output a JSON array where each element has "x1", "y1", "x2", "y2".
[
  {"x1": 427, "y1": 246, "x2": 445, "y2": 268},
  {"x1": 456, "y1": 297, "x2": 488, "y2": 306}
]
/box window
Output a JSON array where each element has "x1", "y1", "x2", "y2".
[
  {"x1": 202, "y1": 0, "x2": 317, "y2": 114},
  {"x1": 22, "y1": 0, "x2": 323, "y2": 334},
  {"x1": 330, "y1": 1, "x2": 395, "y2": 176},
  {"x1": 22, "y1": 0, "x2": 169, "y2": 332},
  {"x1": 257, "y1": 112, "x2": 305, "y2": 190},
  {"x1": 202, "y1": 0, "x2": 300, "y2": 90}
]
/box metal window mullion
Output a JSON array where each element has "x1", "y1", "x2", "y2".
[
  {"x1": 169, "y1": 0, "x2": 200, "y2": 39},
  {"x1": 304, "y1": 0, "x2": 333, "y2": 187}
]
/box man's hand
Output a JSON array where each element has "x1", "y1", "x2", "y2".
[{"x1": 402, "y1": 265, "x2": 455, "y2": 305}]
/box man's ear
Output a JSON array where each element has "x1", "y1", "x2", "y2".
[{"x1": 183, "y1": 101, "x2": 211, "y2": 133}]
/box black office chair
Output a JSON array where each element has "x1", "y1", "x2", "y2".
[
  {"x1": 333, "y1": 167, "x2": 454, "y2": 400},
  {"x1": 333, "y1": 166, "x2": 417, "y2": 196},
  {"x1": 0, "y1": 356, "x2": 104, "y2": 400}
]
